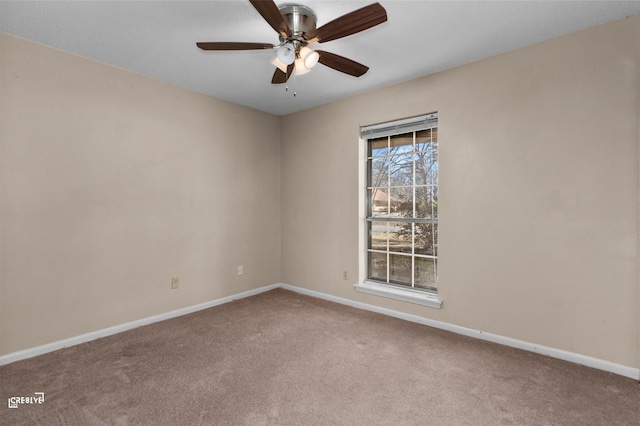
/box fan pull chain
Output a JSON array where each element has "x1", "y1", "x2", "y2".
[
  {"x1": 284, "y1": 84, "x2": 297, "y2": 97},
  {"x1": 292, "y1": 68, "x2": 297, "y2": 97},
  {"x1": 284, "y1": 85, "x2": 296, "y2": 96}
]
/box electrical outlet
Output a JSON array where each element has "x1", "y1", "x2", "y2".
[
  {"x1": 171, "y1": 277, "x2": 179, "y2": 289},
  {"x1": 237, "y1": 265, "x2": 244, "y2": 276},
  {"x1": 343, "y1": 270, "x2": 349, "y2": 280}
]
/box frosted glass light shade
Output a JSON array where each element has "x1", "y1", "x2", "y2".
[
  {"x1": 295, "y1": 58, "x2": 311, "y2": 75},
  {"x1": 299, "y1": 46, "x2": 319, "y2": 68},
  {"x1": 276, "y1": 44, "x2": 295, "y2": 65},
  {"x1": 271, "y1": 57, "x2": 288, "y2": 73}
]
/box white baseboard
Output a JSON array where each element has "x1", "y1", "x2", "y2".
[
  {"x1": 279, "y1": 283, "x2": 640, "y2": 381},
  {"x1": 0, "y1": 284, "x2": 280, "y2": 366},
  {"x1": 2, "y1": 282, "x2": 638, "y2": 382}
]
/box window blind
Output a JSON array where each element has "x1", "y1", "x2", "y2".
[{"x1": 360, "y1": 113, "x2": 438, "y2": 139}]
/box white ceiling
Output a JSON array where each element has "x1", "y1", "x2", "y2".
[{"x1": 1, "y1": 1, "x2": 640, "y2": 116}]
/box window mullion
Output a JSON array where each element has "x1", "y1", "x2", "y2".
[
  {"x1": 431, "y1": 129, "x2": 438, "y2": 286},
  {"x1": 411, "y1": 131, "x2": 417, "y2": 288},
  {"x1": 386, "y1": 136, "x2": 391, "y2": 284}
]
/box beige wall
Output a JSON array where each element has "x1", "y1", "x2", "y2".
[
  {"x1": 281, "y1": 16, "x2": 640, "y2": 368},
  {"x1": 0, "y1": 33, "x2": 281, "y2": 355}
]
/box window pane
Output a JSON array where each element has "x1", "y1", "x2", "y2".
[
  {"x1": 415, "y1": 187, "x2": 438, "y2": 219},
  {"x1": 389, "y1": 254, "x2": 412, "y2": 286},
  {"x1": 370, "y1": 188, "x2": 389, "y2": 217},
  {"x1": 389, "y1": 153, "x2": 413, "y2": 187},
  {"x1": 369, "y1": 222, "x2": 387, "y2": 251},
  {"x1": 368, "y1": 252, "x2": 387, "y2": 281},
  {"x1": 416, "y1": 140, "x2": 437, "y2": 153},
  {"x1": 388, "y1": 222, "x2": 412, "y2": 253},
  {"x1": 369, "y1": 137, "x2": 388, "y2": 157},
  {"x1": 389, "y1": 187, "x2": 412, "y2": 217},
  {"x1": 414, "y1": 224, "x2": 437, "y2": 256},
  {"x1": 415, "y1": 257, "x2": 437, "y2": 291},
  {"x1": 369, "y1": 157, "x2": 389, "y2": 188},
  {"x1": 416, "y1": 129, "x2": 437, "y2": 152},
  {"x1": 390, "y1": 133, "x2": 413, "y2": 155},
  {"x1": 415, "y1": 150, "x2": 437, "y2": 186}
]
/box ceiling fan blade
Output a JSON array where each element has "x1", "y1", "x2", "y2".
[
  {"x1": 316, "y1": 50, "x2": 369, "y2": 77},
  {"x1": 197, "y1": 42, "x2": 274, "y2": 51},
  {"x1": 309, "y1": 3, "x2": 387, "y2": 43},
  {"x1": 249, "y1": 0, "x2": 291, "y2": 37},
  {"x1": 271, "y1": 63, "x2": 294, "y2": 84}
]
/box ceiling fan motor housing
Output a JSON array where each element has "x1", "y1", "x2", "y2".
[{"x1": 278, "y1": 3, "x2": 317, "y2": 40}]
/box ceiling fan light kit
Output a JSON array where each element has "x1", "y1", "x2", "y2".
[
  {"x1": 197, "y1": 1, "x2": 388, "y2": 84},
  {"x1": 276, "y1": 43, "x2": 295, "y2": 65},
  {"x1": 294, "y1": 57, "x2": 310, "y2": 75},
  {"x1": 271, "y1": 56, "x2": 287, "y2": 73},
  {"x1": 300, "y1": 46, "x2": 319, "y2": 68}
]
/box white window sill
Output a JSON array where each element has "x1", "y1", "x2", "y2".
[{"x1": 354, "y1": 281, "x2": 442, "y2": 309}]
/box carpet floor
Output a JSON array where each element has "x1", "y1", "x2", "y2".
[{"x1": 1, "y1": 288, "x2": 639, "y2": 425}]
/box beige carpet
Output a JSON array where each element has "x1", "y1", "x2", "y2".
[{"x1": 1, "y1": 288, "x2": 639, "y2": 425}]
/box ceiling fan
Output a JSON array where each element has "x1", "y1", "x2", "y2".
[{"x1": 197, "y1": 1, "x2": 387, "y2": 84}]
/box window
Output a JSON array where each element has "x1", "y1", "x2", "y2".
[{"x1": 356, "y1": 113, "x2": 441, "y2": 308}]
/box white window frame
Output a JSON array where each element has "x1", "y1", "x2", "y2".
[{"x1": 355, "y1": 113, "x2": 442, "y2": 309}]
